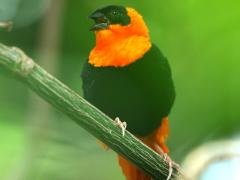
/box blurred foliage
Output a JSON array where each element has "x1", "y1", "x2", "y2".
[
  {"x1": 0, "y1": 0, "x2": 240, "y2": 179},
  {"x1": 0, "y1": 0, "x2": 50, "y2": 27}
]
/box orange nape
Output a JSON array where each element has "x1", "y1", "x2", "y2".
[
  {"x1": 89, "y1": 8, "x2": 151, "y2": 67},
  {"x1": 118, "y1": 117, "x2": 170, "y2": 180}
]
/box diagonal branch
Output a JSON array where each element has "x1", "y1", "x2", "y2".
[{"x1": 0, "y1": 43, "x2": 183, "y2": 179}]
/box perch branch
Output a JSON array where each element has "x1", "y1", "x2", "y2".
[{"x1": 0, "y1": 43, "x2": 183, "y2": 179}]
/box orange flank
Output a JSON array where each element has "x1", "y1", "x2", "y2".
[
  {"x1": 89, "y1": 8, "x2": 151, "y2": 67},
  {"x1": 118, "y1": 117, "x2": 170, "y2": 180}
]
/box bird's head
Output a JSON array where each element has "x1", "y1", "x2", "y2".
[
  {"x1": 88, "y1": 5, "x2": 151, "y2": 67},
  {"x1": 89, "y1": 5, "x2": 130, "y2": 31},
  {"x1": 89, "y1": 6, "x2": 131, "y2": 31}
]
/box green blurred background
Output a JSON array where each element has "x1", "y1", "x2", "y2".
[{"x1": 0, "y1": 0, "x2": 240, "y2": 179}]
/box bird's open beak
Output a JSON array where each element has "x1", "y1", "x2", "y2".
[{"x1": 89, "y1": 12, "x2": 109, "y2": 31}]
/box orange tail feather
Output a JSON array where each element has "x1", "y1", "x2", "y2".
[{"x1": 118, "y1": 117, "x2": 170, "y2": 180}]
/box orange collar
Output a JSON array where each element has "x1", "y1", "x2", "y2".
[{"x1": 89, "y1": 8, "x2": 151, "y2": 67}]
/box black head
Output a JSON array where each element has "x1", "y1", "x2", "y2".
[{"x1": 89, "y1": 5, "x2": 131, "y2": 31}]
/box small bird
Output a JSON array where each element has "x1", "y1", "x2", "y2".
[{"x1": 81, "y1": 5, "x2": 175, "y2": 180}]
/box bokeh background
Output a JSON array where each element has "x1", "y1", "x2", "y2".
[{"x1": 0, "y1": 0, "x2": 240, "y2": 179}]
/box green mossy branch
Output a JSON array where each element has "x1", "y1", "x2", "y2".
[{"x1": 0, "y1": 43, "x2": 183, "y2": 180}]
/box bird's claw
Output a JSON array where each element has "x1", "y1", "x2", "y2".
[
  {"x1": 162, "y1": 153, "x2": 173, "y2": 180},
  {"x1": 114, "y1": 117, "x2": 127, "y2": 137},
  {"x1": 162, "y1": 153, "x2": 182, "y2": 180}
]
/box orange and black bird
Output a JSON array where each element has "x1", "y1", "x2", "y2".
[{"x1": 81, "y1": 5, "x2": 175, "y2": 180}]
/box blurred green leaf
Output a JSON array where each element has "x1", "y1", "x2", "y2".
[
  {"x1": 0, "y1": 0, "x2": 50, "y2": 27},
  {"x1": 0, "y1": 0, "x2": 20, "y2": 21}
]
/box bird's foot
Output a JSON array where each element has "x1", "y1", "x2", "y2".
[
  {"x1": 162, "y1": 153, "x2": 181, "y2": 180},
  {"x1": 114, "y1": 117, "x2": 127, "y2": 137},
  {"x1": 162, "y1": 153, "x2": 173, "y2": 180}
]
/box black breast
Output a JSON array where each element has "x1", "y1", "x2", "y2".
[{"x1": 81, "y1": 44, "x2": 175, "y2": 136}]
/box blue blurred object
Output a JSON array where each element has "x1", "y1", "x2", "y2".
[
  {"x1": 181, "y1": 139, "x2": 240, "y2": 180},
  {"x1": 200, "y1": 158, "x2": 240, "y2": 180}
]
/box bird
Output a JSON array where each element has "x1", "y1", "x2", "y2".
[{"x1": 81, "y1": 5, "x2": 175, "y2": 180}]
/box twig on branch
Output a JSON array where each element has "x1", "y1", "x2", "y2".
[
  {"x1": 0, "y1": 43, "x2": 185, "y2": 180},
  {"x1": 0, "y1": 21, "x2": 13, "y2": 31}
]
